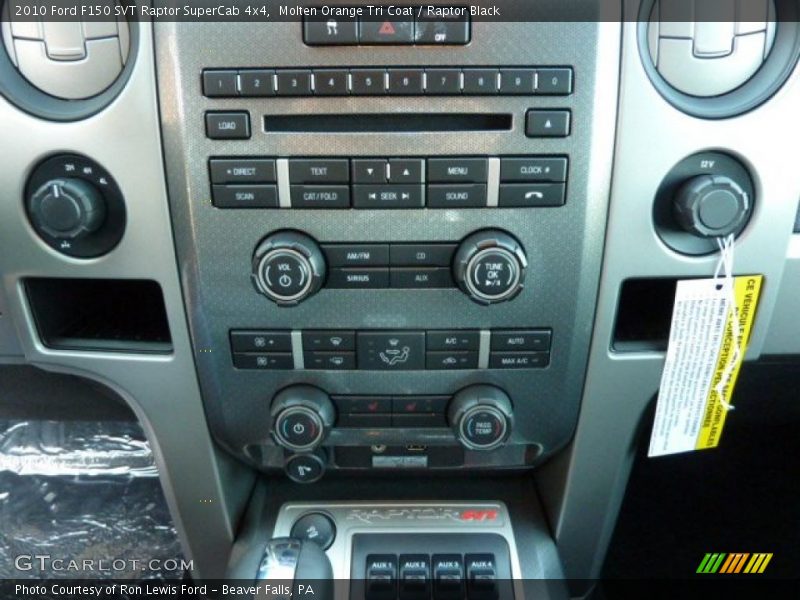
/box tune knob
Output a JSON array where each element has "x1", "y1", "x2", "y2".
[
  {"x1": 28, "y1": 178, "x2": 106, "y2": 240},
  {"x1": 271, "y1": 386, "x2": 335, "y2": 452},
  {"x1": 252, "y1": 231, "x2": 327, "y2": 306},
  {"x1": 673, "y1": 175, "x2": 751, "y2": 238},
  {"x1": 452, "y1": 230, "x2": 527, "y2": 305},
  {"x1": 448, "y1": 385, "x2": 514, "y2": 451}
]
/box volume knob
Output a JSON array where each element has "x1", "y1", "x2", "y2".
[{"x1": 252, "y1": 231, "x2": 327, "y2": 306}]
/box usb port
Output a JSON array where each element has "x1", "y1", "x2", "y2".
[{"x1": 406, "y1": 444, "x2": 427, "y2": 452}]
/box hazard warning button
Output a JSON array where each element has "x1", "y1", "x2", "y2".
[{"x1": 360, "y1": 18, "x2": 414, "y2": 44}]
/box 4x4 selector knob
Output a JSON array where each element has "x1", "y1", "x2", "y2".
[
  {"x1": 453, "y1": 230, "x2": 527, "y2": 305},
  {"x1": 449, "y1": 385, "x2": 514, "y2": 451},
  {"x1": 271, "y1": 386, "x2": 335, "y2": 452},
  {"x1": 252, "y1": 231, "x2": 326, "y2": 306},
  {"x1": 28, "y1": 178, "x2": 106, "y2": 240}
]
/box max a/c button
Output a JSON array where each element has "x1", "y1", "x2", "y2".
[
  {"x1": 489, "y1": 352, "x2": 550, "y2": 369},
  {"x1": 205, "y1": 111, "x2": 250, "y2": 139}
]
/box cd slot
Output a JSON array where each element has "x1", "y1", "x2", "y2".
[{"x1": 263, "y1": 113, "x2": 512, "y2": 134}]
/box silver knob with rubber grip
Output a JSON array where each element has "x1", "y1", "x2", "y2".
[
  {"x1": 673, "y1": 175, "x2": 750, "y2": 238},
  {"x1": 271, "y1": 386, "x2": 335, "y2": 452},
  {"x1": 448, "y1": 385, "x2": 514, "y2": 451},
  {"x1": 28, "y1": 178, "x2": 106, "y2": 240}
]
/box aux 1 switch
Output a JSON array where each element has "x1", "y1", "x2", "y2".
[{"x1": 252, "y1": 231, "x2": 327, "y2": 305}]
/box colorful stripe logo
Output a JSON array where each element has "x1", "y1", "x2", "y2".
[{"x1": 697, "y1": 553, "x2": 773, "y2": 574}]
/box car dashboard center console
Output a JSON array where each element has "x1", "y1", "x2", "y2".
[{"x1": 156, "y1": 15, "x2": 617, "y2": 480}]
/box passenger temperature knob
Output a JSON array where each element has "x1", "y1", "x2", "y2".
[
  {"x1": 252, "y1": 231, "x2": 326, "y2": 305},
  {"x1": 271, "y1": 385, "x2": 335, "y2": 452},
  {"x1": 449, "y1": 385, "x2": 514, "y2": 451},
  {"x1": 453, "y1": 230, "x2": 527, "y2": 305}
]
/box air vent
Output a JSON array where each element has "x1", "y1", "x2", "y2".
[{"x1": 1, "y1": 2, "x2": 130, "y2": 99}]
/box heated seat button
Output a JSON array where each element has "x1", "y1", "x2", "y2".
[
  {"x1": 322, "y1": 244, "x2": 390, "y2": 267},
  {"x1": 366, "y1": 555, "x2": 398, "y2": 600},
  {"x1": 332, "y1": 396, "x2": 392, "y2": 414},
  {"x1": 465, "y1": 554, "x2": 498, "y2": 600},
  {"x1": 392, "y1": 396, "x2": 450, "y2": 414},
  {"x1": 399, "y1": 554, "x2": 431, "y2": 600},
  {"x1": 289, "y1": 159, "x2": 350, "y2": 184},
  {"x1": 433, "y1": 554, "x2": 464, "y2": 600}
]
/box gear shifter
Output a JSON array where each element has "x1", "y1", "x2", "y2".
[{"x1": 255, "y1": 538, "x2": 333, "y2": 600}]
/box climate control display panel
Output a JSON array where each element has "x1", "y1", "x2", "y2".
[{"x1": 157, "y1": 19, "x2": 615, "y2": 478}]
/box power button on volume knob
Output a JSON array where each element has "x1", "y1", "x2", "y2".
[{"x1": 252, "y1": 231, "x2": 326, "y2": 305}]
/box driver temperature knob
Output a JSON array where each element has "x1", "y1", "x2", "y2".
[
  {"x1": 271, "y1": 385, "x2": 335, "y2": 452},
  {"x1": 449, "y1": 385, "x2": 514, "y2": 451},
  {"x1": 453, "y1": 230, "x2": 528, "y2": 305},
  {"x1": 252, "y1": 231, "x2": 326, "y2": 306}
]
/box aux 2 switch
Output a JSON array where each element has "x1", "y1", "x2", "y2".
[
  {"x1": 252, "y1": 231, "x2": 326, "y2": 305},
  {"x1": 453, "y1": 230, "x2": 527, "y2": 305}
]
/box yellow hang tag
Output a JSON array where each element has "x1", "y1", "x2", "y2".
[{"x1": 649, "y1": 275, "x2": 763, "y2": 457}]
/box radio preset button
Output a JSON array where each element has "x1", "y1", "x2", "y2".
[
  {"x1": 202, "y1": 70, "x2": 238, "y2": 97},
  {"x1": 239, "y1": 69, "x2": 275, "y2": 96},
  {"x1": 535, "y1": 68, "x2": 574, "y2": 95},
  {"x1": 424, "y1": 68, "x2": 462, "y2": 94},
  {"x1": 276, "y1": 70, "x2": 313, "y2": 96},
  {"x1": 350, "y1": 69, "x2": 387, "y2": 94},
  {"x1": 498, "y1": 68, "x2": 536, "y2": 94},
  {"x1": 313, "y1": 69, "x2": 349, "y2": 95},
  {"x1": 388, "y1": 69, "x2": 425, "y2": 94},
  {"x1": 462, "y1": 68, "x2": 499, "y2": 94}
]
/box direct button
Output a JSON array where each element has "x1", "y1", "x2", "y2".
[
  {"x1": 275, "y1": 407, "x2": 323, "y2": 450},
  {"x1": 205, "y1": 112, "x2": 250, "y2": 139},
  {"x1": 290, "y1": 512, "x2": 336, "y2": 550},
  {"x1": 209, "y1": 158, "x2": 276, "y2": 184}
]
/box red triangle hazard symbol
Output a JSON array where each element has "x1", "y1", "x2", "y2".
[{"x1": 379, "y1": 21, "x2": 396, "y2": 35}]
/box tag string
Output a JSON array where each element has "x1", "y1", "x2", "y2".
[{"x1": 713, "y1": 234, "x2": 740, "y2": 412}]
